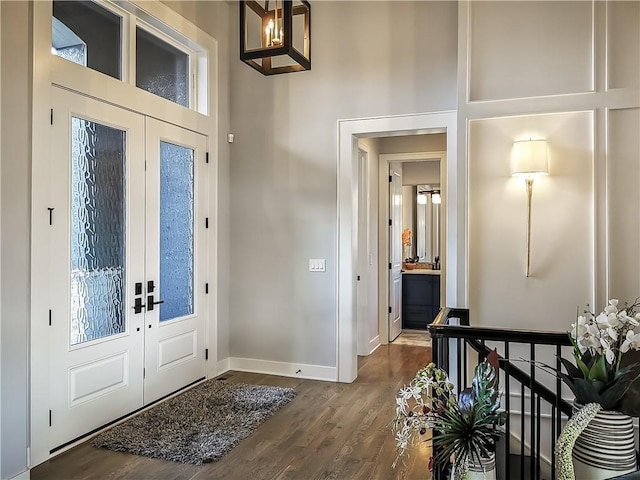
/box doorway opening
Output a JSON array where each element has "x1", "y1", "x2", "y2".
[
  {"x1": 382, "y1": 148, "x2": 445, "y2": 347},
  {"x1": 337, "y1": 111, "x2": 462, "y2": 383}
]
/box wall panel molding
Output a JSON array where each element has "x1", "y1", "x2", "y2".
[{"x1": 467, "y1": 1, "x2": 595, "y2": 102}]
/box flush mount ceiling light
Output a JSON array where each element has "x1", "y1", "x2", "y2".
[
  {"x1": 239, "y1": 0, "x2": 311, "y2": 76},
  {"x1": 511, "y1": 139, "x2": 550, "y2": 277}
]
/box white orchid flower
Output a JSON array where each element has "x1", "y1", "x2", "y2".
[
  {"x1": 596, "y1": 312, "x2": 622, "y2": 330},
  {"x1": 621, "y1": 330, "x2": 640, "y2": 353},
  {"x1": 599, "y1": 338, "x2": 615, "y2": 363},
  {"x1": 604, "y1": 299, "x2": 619, "y2": 314},
  {"x1": 622, "y1": 314, "x2": 640, "y2": 327},
  {"x1": 572, "y1": 315, "x2": 589, "y2": 338}
]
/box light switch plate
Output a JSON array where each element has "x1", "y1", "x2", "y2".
[{"x1": 309, "y1": 259, "x2": 326, "y2": 272}]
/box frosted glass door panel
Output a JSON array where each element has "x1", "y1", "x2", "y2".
[
  {"x1": 136, "y1": 28, "x2": 189, "y2": 107},
  {"x1": 159, "y1": 141, "x2": 194, "y2": 322},
  {"x1": 70, "y1": 117, "x2": 126, "y2": 345}
]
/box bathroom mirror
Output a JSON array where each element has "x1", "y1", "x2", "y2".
[
  {"x1": 416, "y1": 185, "x2": 440, "y2": 263},
  {"x1": 402, "y1": 185, "x2": 440, "y2": 263}
]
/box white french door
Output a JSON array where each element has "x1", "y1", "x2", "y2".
[
  {"x1": 143, "y1": 118, "x2": 207, "y2": 404},
  {"x1": 49, "y1": 88, "x2": 207, "y2": 449}
]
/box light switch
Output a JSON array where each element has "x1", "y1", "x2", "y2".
[{"x1": 309, "y1": 259, "x2": 326, "y2": 272}]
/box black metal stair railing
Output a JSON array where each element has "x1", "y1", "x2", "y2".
[{"x1": 427, "y1": 309, "x2": 574, "y2": 480}]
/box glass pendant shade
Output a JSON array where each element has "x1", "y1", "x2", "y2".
[{"x1": 239, "y1": 0, "x2": 311, "y2": 75}]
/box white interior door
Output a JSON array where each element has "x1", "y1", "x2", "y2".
[
  {"x1": 389, "y1": 163, "x2": 403, "y2": 341},
  {"x1": 49, "y1": 89, "x2": 208, "y2": 449},
  {"x1": 143, "y1": 118, "x2": 207, "y2": 404},
  {"x1": 49, "y1": 88, "x2": 146, "y2": 448}
]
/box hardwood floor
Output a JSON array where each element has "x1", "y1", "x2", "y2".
[{"x1": 31, "y1": 344, "x2": 432, "y2": 480}]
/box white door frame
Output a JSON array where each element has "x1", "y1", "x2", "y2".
[
  {"x1": 337, "y1": 111, "x2": 462, "y2": 383},
  {"x1": 356, "y1": 147, "x2": 370, "y2": 356}
]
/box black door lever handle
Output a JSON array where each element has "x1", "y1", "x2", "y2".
[
  {"x1": 132, "y1": 297, "x2": 146, "y2": 314},
  {"x1": 147, "y1": 295, "x2": 164, "y2": 311}
]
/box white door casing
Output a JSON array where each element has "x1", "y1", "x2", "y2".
[{"x1": 389, "y1": 163, "x2": 403, "y2": 341}]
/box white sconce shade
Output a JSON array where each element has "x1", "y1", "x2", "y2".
[
  {"x1": 511, "y1": 139, "x2": 549, "y2": 178},
  {"x1": 417, "y1": 193, "x2": 427, "y2": 205},
  {"x1": 431, "y1": 192, "x2": 442, "y2": 204}
]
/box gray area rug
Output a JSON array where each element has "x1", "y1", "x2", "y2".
[{"x1": 93, "y1": 380, "x2": 296, "y2": 465}]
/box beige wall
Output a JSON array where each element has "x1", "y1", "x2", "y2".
[
  {"x1": 379, "y1": 133, "x2": 447, "y2": 154},
  {"x1": 1, "y1": 2, "x2": 31, "y2": 477},
  {"x1": 402, "y1": 161, "x2": 441, "y2": 186},
  {"x1": 469, "y1": 112, "x2": 594, "y2": 329},
  {"x1": 229, "y1": 1, "x2": 458, "y2": 366},
  {"x1": 460, "y1": 0, "x2": 640, "y2": 330}
]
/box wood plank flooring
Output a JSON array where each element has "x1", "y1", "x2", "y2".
[{"x1": 31, "y1": 344, "x2": 432, "y2": 480}]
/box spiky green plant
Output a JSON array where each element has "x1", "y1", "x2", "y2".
[
  {"x1": 392, "y1": 353, "x2": 506, "y2": 479},
  {"x1": 432, "y1": 353, "x2": 507, "y2": 477}
]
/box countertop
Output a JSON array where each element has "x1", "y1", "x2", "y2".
[{"x1": 402, "y1": 269, "x2": 441, "y2": 275}]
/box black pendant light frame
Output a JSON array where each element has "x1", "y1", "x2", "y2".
[{"x1": 239, "y1": 1, "x2": 311, "y2": 76}]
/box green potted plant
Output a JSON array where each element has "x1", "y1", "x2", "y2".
[{"x1": 392, "y1": 351, "x2": 506, "y2": 479}]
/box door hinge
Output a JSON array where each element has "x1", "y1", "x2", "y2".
[
  {"x1": 206, "y1": 152, "x2": 209, "y2": 164},
  {"x1": 388, "y1": 306, "x2": 392, "y2": 314},
  {"x1": 49, "y1": 410, "x2": 52, "y2": 427},
  {"x1": 50, "y1": 108, "x2": 53, "y2": 125},
  {"x1": 357, "y1": 275, "x2": 361, "y2": 281},
  {"x1": 205, "y1": 283, "x2": 209, "y2": 294},
  {"x1": 205, "y1": 348, "x2": 209, "y2": 360},
  {"x1": 205, "y1": 217, "x2": 209, "y2": 229},
  {"x1": 143, "y1": 368, "x2": 146, "y2": 379},
  {"x1": 389, "y1": 262, "x2": 392, "y2": 270},
  {"x1": 388, "y1": 219, "x2": 392, "y2": 226},
  {"x1": 388, "y1": 175, "x2": 392, "y2": 182},
  {"x1": 48, "y1": 309, "x2": 52, "y2": 326},
  {"x1": 48, "y1": 207, "x2": 54, "y2": 225}
]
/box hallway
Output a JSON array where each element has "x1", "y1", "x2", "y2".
[{"x1": 32, "y1": 344, "x2": 432, "y2": 480}]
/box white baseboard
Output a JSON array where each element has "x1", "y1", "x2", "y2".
[
  {"x1": 10, "y1": 470, "x2": 30, "y2": 480},
  {"x1": 216, "y1": 358, "x2": 231, "y2": 376},
  {"x1": 368, "y1": 335, "x2": 380, "y2": 354},
  {"x1": 218, "y1": 357, "x2": 337, "y2": 382}
]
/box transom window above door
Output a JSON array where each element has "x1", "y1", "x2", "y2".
[{"x1": 51, "y1": 0, "x2": 203, "y2": 111}]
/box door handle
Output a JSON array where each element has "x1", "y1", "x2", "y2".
[
  {"x1": 133, "y1": 297, "x2": 146, "y2": 314},
  {"x1": 147, "y1": 295, "x2": 164, "y2": 311}
]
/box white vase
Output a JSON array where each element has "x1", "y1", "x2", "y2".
[
  {"x1": 572, "y1": 403, "x2": 637, "y2": 479},
  {"x1": 451, "y1": 453, "x2": 496, "y2": 480}
]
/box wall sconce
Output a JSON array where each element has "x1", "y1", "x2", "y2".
[
  {"x1": 239, "y1": 0, "x2": 311, "y2": 76},
  {"x1": 511, "y1": 139, "x2": 549, "y2": 277}
]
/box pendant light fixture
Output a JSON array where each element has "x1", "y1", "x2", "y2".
[{"x1": 239, "y1": 0, "x2": 311, "y2": 75}]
